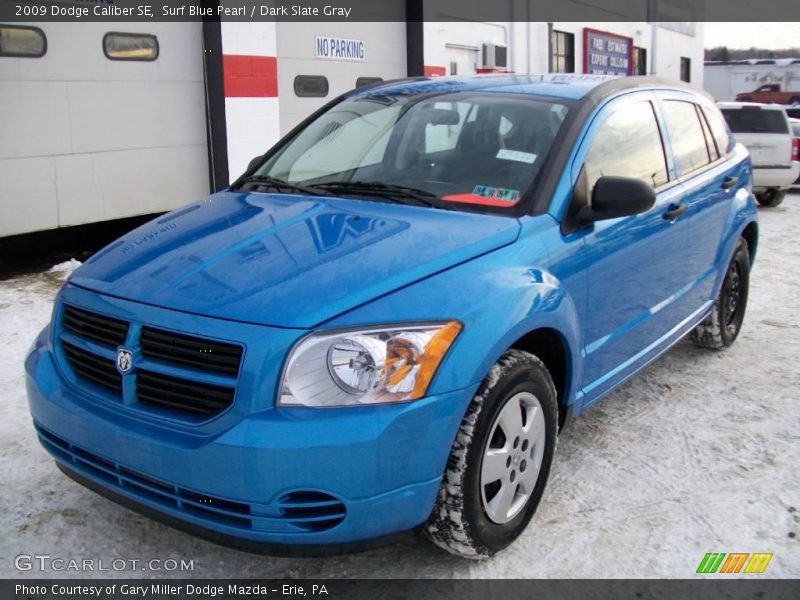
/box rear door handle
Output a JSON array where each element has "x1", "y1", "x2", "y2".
[
  {"x1": 721, "y1": 176, "x2": 739, "y2": 190},
  {"x1": 663, "y1": 203, "x2": 687, "y2": 220}
]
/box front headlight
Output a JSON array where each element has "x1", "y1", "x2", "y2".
[{"x1": 279, "y1": 321, "x2": 462, "y2": 407}]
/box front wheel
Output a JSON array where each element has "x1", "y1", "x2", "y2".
[
  {"x1": 691, "y1": 237, "x2": 750, "y2": 350},
  {"x1": 425, "y1": 349, "x2": 558, "y2": 559}
]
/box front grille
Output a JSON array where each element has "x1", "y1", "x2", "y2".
[
  {"x1": 136, "y1": 370, "x2": 235, "y2": 417},
  {"x1": 63, "y1": 305, "x2": 128, "y2": 347},
  {"x1": 140, "y1": 327, "x2": 242, "y2": 376},
  {"x1": 62, "y1": 342, "x2": 122, "y2": 394},
  {"x1": 36, "y1": 423, "x2": 349, "y2": 534},
  {"x1": 59, "y1": 304, "x2": 243, "y2": 420}
]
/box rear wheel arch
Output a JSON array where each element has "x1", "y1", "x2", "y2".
[{"x1": 741, "y1": 221, "x2": 758, "y2": 263}]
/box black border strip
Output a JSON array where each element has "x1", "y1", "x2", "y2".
[{"x1": 201, "y1": 4, "x2": 229, "y2": 193}]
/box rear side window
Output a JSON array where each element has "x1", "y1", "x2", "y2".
[
  {"x1": 696, "y1": 107, "x2": 720, "y2": 162},
  {"x1": 0, "y1": 25, "x2": 46, "y2": 58},
  {"x1": 702, "y1": 106, "x2": 734, "y2": 156},
  {"x1": 585, "y1": 101, "x2": 668, "y2": 191},
  {"x1": 662, "y1": 101, "x2": 712, "y2": 176},
  {"x1": 792, "y1": 123, "x2": 800, "y2": 138},
  {"x1": 721, "y1": 108, "x2": 789, "y2": 134}
]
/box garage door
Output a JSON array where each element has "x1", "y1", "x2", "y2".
[{"x1": 0, "y1": 22, "x2": 209, "y2": 237}]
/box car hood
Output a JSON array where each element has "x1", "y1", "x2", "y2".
[{"x1": 70, "y1": 191, "x2": 521, "y2": 328}]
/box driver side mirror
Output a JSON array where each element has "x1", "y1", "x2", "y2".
[{"x1": 578, "y1": 176, "x2": 656, "y2": 223}]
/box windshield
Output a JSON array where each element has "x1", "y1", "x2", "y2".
[{"x1": 246, "y1": 91, "x2": 570, "y2": 212}]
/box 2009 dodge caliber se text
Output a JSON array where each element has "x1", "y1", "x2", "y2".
[{"x1": 26, "y1": 75, "x2": 758, "y2": 559}]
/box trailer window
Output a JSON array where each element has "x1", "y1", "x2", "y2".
[
  {"x1": 0, "y1": 25, "x2": 46, "y2": 58},
  {"x1": 294, "y1": 75, "x2": 329, "y2": 97},
  {"x1": 356, "y1": 77, "x2": 383, "y2": 88},
  {"x1": 103, "y1": 32, "x2": 159, "y2": 61}
]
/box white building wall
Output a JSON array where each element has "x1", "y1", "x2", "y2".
[
  {"x1": 423, "y1": 21, "x2": 704, "y2": 88},
  {"x1": 220, "y1": 22, "x2": 281, "y2": 182},
  {"x1": 275, "y1": 22, "x2": 407, "y2": 134},
  {"x1": 655, "y1": 23, "x2": 704, "y2": 86}
]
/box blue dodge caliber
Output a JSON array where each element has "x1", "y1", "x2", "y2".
[{"x1": 26, "y1": 75, "x2": 757, "y2": 558}]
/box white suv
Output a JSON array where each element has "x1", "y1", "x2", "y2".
[
  {"x1": 791, "y1": 118, "x2": 800, "y2": 189},
  {"x1": 719, "y1": 102, "x2": 800, "y2": 206}
]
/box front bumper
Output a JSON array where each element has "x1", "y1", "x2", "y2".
[{"x1": 26, "y1": 320, "x2": 476, "y2": 553}]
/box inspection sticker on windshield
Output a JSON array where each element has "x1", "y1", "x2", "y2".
[
  {"x1": 441, "y1": 185, "x2": 521, "y2": 208},
  {"x1": 496, "y1": 149, "x2": 537, "y2": 164},
  {"x1": 473, "y1": 185, "x2": 520, "y2": 202}
]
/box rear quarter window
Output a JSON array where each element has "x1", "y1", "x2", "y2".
[
  {"x1": 721, "y1": 108, "x2": 789, "y2": 134},
  {"x1": 702, "y1": 106, "x2": 734, "y2": 156},
  {"x1": 662, "y1": 101, "x2": 712, "y2": 176}
]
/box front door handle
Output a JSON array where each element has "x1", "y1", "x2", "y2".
[
  {"x1": 721, "y1": 176, "x2": 739, "y2": 190},
  {"x1": 663, "y1": 203, "x2": 687, "y2": 220}
]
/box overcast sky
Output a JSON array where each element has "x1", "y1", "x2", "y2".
[{"x1": 704, "y1": 22, "x2": 800, "y2": 49}]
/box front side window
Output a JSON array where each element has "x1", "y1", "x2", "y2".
[
  {"x1": 248, "y1": 92, "x2": 571, "y2": 213},
  {"x1": 103, "y1": 32, "x2": 158, "y2": 61},
  {"x1": 662, "y1": 100, "x2": 712, "y2": 176},
  {"x1": 585, "y1": 101, "x2": 668, "y2": 192},
  {"x1": 0, "y1": 25, "x2": 46, "y2": 58}
]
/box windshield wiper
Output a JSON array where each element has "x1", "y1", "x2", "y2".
[
  {"x1": 237, "y1": 175, "x2": 334, "y2": 197},
  {"x1": 311, "y1": 181, "x2": 440, "y2": 207}
]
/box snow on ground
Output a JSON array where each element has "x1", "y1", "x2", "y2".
[{"x1": 1, "y1": 197, "x2": 798, "y2": 579}]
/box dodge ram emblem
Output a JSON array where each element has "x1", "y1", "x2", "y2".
[{"x1": 116, "y1": 349, "x2": 133, "y2": 374}]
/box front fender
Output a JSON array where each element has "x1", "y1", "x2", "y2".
[{"x1": 324, "y1": 220, "x2": 583, "y2": 411}]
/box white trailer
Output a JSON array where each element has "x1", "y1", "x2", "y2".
[{"x1": 704, "y1": 58, "x2": 800, "y2": 102}]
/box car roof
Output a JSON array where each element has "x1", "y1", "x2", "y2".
[
  {"x1": 349, "y1": 74, "x2": 704, "y2": 104},
  {"x1": 718, "y1": 101, "x2": 788, "y2": 110}
]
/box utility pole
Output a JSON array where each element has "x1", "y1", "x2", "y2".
[{"x1": 649, "y1": 0, "x2": 659, "y2": 75}]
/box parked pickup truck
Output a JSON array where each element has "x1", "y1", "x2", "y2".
[{"x1": 736, "y1": 84, "x2": 800, "y2": 105}]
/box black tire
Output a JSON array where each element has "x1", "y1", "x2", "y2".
[
  {"x1": 691, "y1": 238, "x2": 750, "y2": 350},
  {"x1": 789, "y1": 96, "x2": 800, "y2": 106},
  {"x1": 739, "y1": 96, "x2": 753, "y2": 102},
  {"x1": 424, "y1": 349, "x2": 558, "y2": 559},
  {"x1": 756, "y1": 188, "x2": 786, "y2": 207}
]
